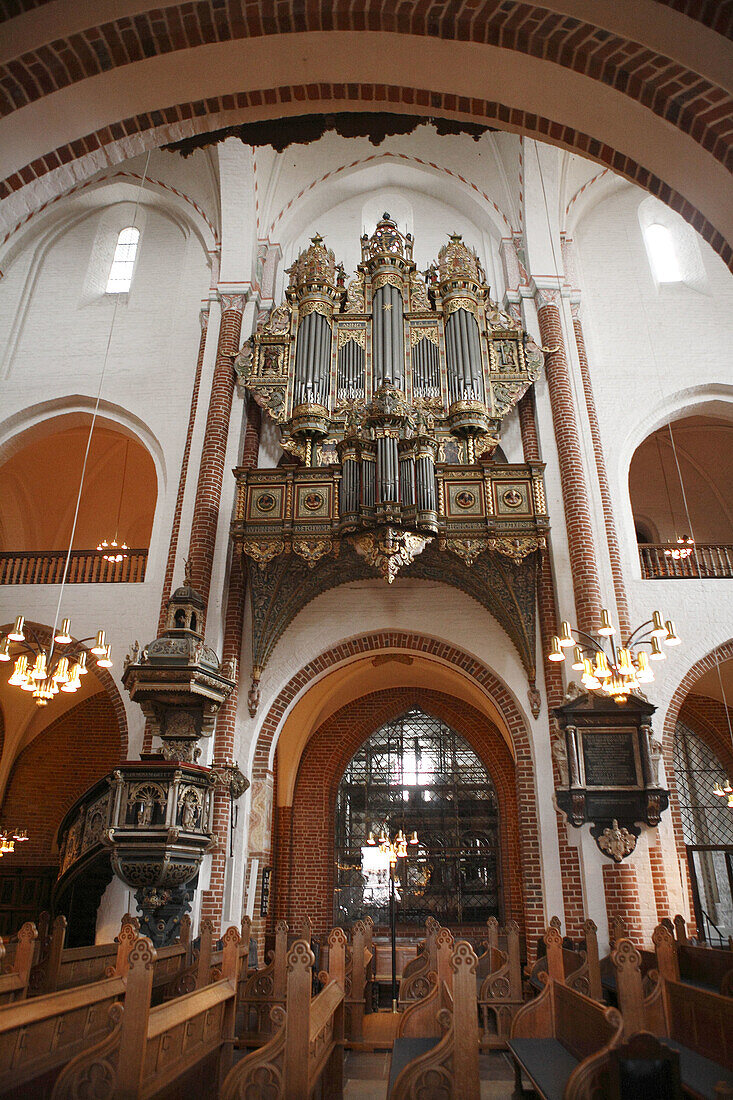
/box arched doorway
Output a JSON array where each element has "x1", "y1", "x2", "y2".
[
  {"x1": 334, "y1": 707, "x2": 501, "y2": 930},
  {"x1": 629, "y1": 414, "x2": 733, "y2": 579}
]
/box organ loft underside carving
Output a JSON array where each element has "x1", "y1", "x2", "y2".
[{"x1": 231, "y1": 215, "x2": 550, "y2": 707}]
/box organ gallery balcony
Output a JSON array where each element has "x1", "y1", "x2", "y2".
[
  {"x1": 638, "y1": 543, "x2": 733, "y2": 580},
  {"x1": 0, "y1": 548, "x2": 148, "y2": 584}
]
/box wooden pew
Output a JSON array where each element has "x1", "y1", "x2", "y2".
[
  {"x1": 0, "y1": 913, "x2": 48, "y2": 976},
  {"x1": 0, "y1": 923, "x2": 138, "y2": 1098},
  {"x1": 388, "y1": 941, "x2": 480, "y2": 1100},
  {"x1": 652, "y1": 919, "x2": 733, "y2": 996},
  {"x1": 221, "y1": 937, "x2": 345, "y2": 1099},
  {"x1": 678, "y1": 942, "x2": 733, "y2": 996},
  {"x1": 527, "y1": 923, "x2": 602, "y2": 1001},
  {"x1": 238, "y1": 918, "x2": 288, "y2": 1038},
  {"x1": 508, "y1": 979, "x2": 623, "y2": 1099},
  {"x1": 399, "y1": 917, "x2": 441, "y2": 1005},
  {"x1": 345, "y1": 919, "x2": 372, "y2": 1040},
  {"x1": 29, "y1": 912, "x2": 192, "y2": 997},
  {"x1": 52, "y1": 928, "x2": 242, "y2": 1099},
  {"x1": 0, "y1": 916, "x2": 228, "y2": 1099},
  {"x1": 478, "y1": 919, "x2": 523, "y2": 1048},
  {"x1": 396, "y1": 927, "x2": 454, "y2": 1041},
  {"x1": 0, "y1": 923, "x2": 36, "y2": 1004},
  {"x1": 613, "y1": 934, "x2": 733, "y2": 1097}
]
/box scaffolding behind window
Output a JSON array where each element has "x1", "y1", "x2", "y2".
[
  {"x1": 335, "y1": 708, "x2": 501, "y2": 928},
  {"x1": 674, "y1": 721, "x2": 733, "y2": 944}
]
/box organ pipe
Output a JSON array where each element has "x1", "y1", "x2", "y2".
[{"x1": 372, "y1": 284, "x2": 405, "y2": 391}]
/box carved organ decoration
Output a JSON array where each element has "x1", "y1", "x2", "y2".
[{"x1": 232, "y1": 216, "x2": 550, "y2": 701}]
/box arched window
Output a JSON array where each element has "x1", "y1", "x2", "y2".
[
  {"x1": 673, "y1": 722, "x2": 733, "y2": 944},
  {"x1": 644, "y1": 223, "x2": 682, "y2": 283},
  {"x1": 106, "y1": 226, "x2": 140, "y2": 293},
  {"x1": 335, "y1": 707, "x2": 500, "y2": 927}
]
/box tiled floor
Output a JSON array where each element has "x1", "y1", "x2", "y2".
[{"x1": 344, "y1": 1050, "x2": 515, "y2": 1099}]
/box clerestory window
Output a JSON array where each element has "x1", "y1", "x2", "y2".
[
  {"x1": 645, "y1": 223, "x2": 682, "y2": 284},
  {"x1": 106, "y1": 226, "x2": 140, "y2": 293}
]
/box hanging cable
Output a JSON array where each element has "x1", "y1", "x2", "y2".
[{"x1": 48, "y1": 149, "x2": 152, "y2": 661}]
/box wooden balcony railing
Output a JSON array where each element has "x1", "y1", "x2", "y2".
[
  {"x1": 639, "y1": 543, "x2": 733, "y2": 580},
  {"x1": 0, "y1": 549, "x2": 148, "y2": 584}
]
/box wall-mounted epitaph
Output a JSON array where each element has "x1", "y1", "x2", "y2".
[
  {"x1": 581, "y1": 729, "x2": 639, "y2": 788},
  {"x1": 554, "y1": 691, "x2": 669, "y2": 862}
]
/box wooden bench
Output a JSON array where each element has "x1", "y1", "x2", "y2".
[
  {"x1": 528, "y1": 923, "x2": 602, "y2": 1001},
  {"x1": 52, "y1": 927, "x2": 242, "y2": 1099},
  {"x1": 0, "y1": 923, "x2": 36, "y2": 1004},
  {"x1": 388, "y1": 940, "x2": 480, "y2": 1100},
  {"x1": 0, "y1": 923, "x2": 139, "y2": 1098},
  {"x1": 221, "y1": 937, "x2": 345, "y2": 1099},
  {"x1": 238, "y1": 918, "x2": 288, "y2": 1038},
  {"x1": 508, "y1": 978, "x2": 623, "y2": 1099},
  {"x1": 677, "y1": 943, "x2": 733, "y2": 996},
  {"x1": 478, "y1": 919, "x2": 524, "y2": 1048},
  {"x1": 29, "y1": 912, "x2": 193, "y2": 997},
  {"x1": 613, "y1": 934, "x2": 733, "y2": 1098},
  {"x1": 395, "y1": 927, "x2": 454, "y2": 1042},
  {"x1": 651, "y1": 920, "x2": 733, "y2": 996},
  {"x1": 345, "y1": 919, "x2": 373, "y2": 1040},
  {"x1": 399, "y1": 917, "x2": 442, "y2": 1005}
]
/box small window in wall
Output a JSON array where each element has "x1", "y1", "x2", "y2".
[
  {"x1": 645, "y1": 223, "x2": 682, "y2": 283},
  {"x1": 106, "y1": 227, "x2": 140, "y2": 293}
]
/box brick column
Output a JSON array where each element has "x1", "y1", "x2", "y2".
[
  {"x1": 188, "y1": 293, "x2": 246, "y2": 611},
  {"x1": 200, "y1": 398, "x2": 261, "y2": 930},
  {"x1": 519, "y1": 389, "x2": 586, "y2": 939},
  {"x1": 571, "y1": 304, "x2": 631, "y2": 639},
  {"x1": 535, "y1": 290, "x2": 602, "y2": 635}
]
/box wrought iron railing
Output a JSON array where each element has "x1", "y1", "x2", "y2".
[
  {"x1": 638, "y1": 543, "x2": 733, "y2": 580},
  {"x1": 0, "y1": 549, "x2": 148, "y2": 584}
]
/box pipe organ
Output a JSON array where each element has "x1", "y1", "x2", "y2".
[{"x1": 232, "y1": 216, "x2": 550, "y2": 705}]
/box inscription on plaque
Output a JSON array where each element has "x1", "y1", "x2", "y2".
[{"x1": 582, "y1": 730, "x2": 638, "y2": 787}]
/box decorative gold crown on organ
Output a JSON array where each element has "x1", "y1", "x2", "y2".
[{"x1": 236, "y1": 213, "x2": 544, "y2": 465}]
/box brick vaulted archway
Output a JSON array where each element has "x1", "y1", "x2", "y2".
[
  {"x1": 248, "y1": 632, "x2": 546, "y2": 952},
  {"x1": 275, "y1": 687, "x2": 523, "y2": 940},
  {"x1": 0, "y1": 4, "x2": 732, "y2": 269}
]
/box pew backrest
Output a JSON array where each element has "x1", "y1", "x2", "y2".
[
  {"x1": 0, "y1": 975, "x2": 126, "y2": 1095},
  {"x1": 662, "y1": 978, "x2": 733, "y2": 1071},
  {"x1": 222, "y1": 939, "x2": 344, "y2": 1100},
  {"x1": 678, "y1": 943, "x2": 733, "y2": 995},
  {"x1": 0, "y1": 922, "x2": 36, "y2": 1004},
  {"x1": 52, "y1": 928, "x2": 241, "y2": 1099}
]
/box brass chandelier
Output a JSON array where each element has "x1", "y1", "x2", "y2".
[
  {"x1": 367, "y1": 827, "x2": 419, "y2": 863},
  {"x1": 0, "y1": 827, "x2": 29, "y2": 856},
  {"x1": 0, "y1": 616, "x2": 113, "y2": 706},
  {"x1": 548, "y1": 607, "x2": 681, "y2": 704}
]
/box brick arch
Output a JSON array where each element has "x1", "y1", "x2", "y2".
[
  {"x1": 252, "y1": 631, "x2": 545, "y2": 948},
  {"x1": 0, "y1": 691, "x2": 122, "y2": 866},
  {"x1": 276, "y1": 687, "x2": 523, "y2": 939},
  {"x1": 0, "y1": 3, "x2": 730, "y2": 179},
  {"x1": 662, "y1": 639, "x2": 733, "y2": 762},
  {"x1": 2, "y1": 82, "x2": 731, "y2": 274},
  {"x1": 0, "y1": 620, "x2": 129, "y2": 758}
]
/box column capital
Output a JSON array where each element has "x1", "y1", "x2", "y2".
[
  {"x1": 217, "y1": 288, "x2": 248, "y2": 314},
  {"x1": 199, "y1": 305, "x2": 210, "y2": 331},
  {"x1": 530, "y1": 278, "x2": 563, "y2": 310}
]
